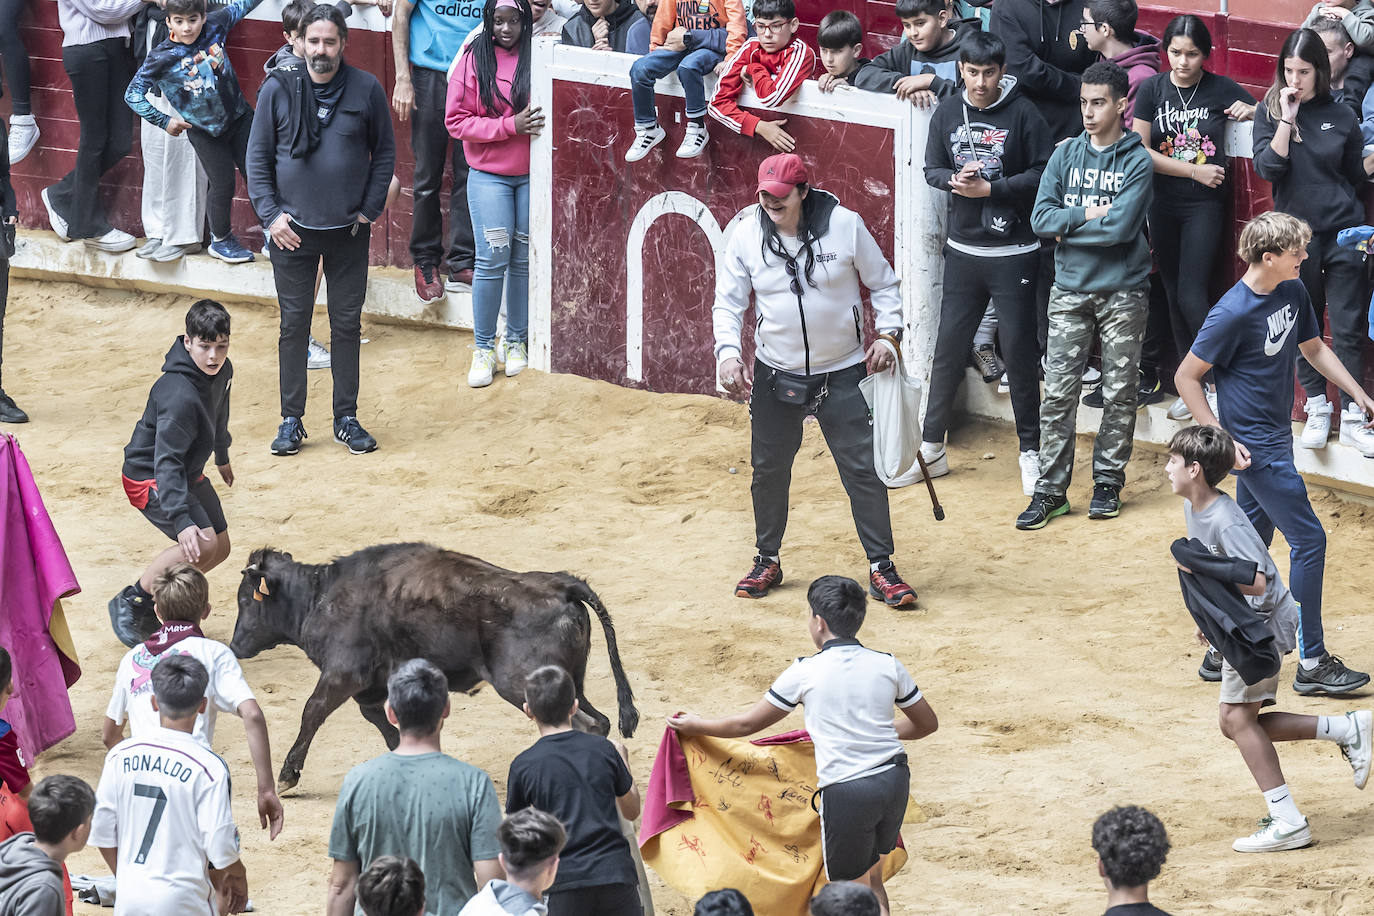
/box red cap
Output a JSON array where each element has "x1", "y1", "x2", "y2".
[{"x1": 757, "y1": 153, "x2": 807, "y2": 197}]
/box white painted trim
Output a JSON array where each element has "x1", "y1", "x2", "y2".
[{"x1": 528, "y1": 36, "x2": 558, "y2": 372}]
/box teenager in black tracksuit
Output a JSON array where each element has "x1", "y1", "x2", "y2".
[
  {"x1": 1252, "y1": 27, "x2": 1374, "y2": 451},
  {"x1": 922, "y1": 32, "x2": 1053, "y2": 496},
  {"x1": 989, "y1": 0, "x2": 1095, "y2": 142}
]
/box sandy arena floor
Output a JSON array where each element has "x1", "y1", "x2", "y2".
[{"x1": 5, "y1": 278, "x2": 1374, "y2": 915}]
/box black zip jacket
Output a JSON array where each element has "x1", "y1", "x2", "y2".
[
  {"x1": 1252, "y1": 95, "x2": 1366, "y2": 233},
  {"x1": 1172, "y1": 538, "x2": 1281, "y2": 686},
  {"x1": 122, "y1": 339, "x2": 233, "y2": 536},
  {"x1": 923, "y1": 75, "x2": 1052, "y2": 249},
  {"x1": 854, "y1": 18, "x2": 978, "y2": 98},
  {"x1": 561, "y1": 0, "x2": 644, "y2": 52},
  {"x1": 989, "y1": 0, "x2": 1095, "y2": 141}
]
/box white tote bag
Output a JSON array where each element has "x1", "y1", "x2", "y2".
[{"x1": 858, "y1": 335, "x2": 924, "y2": 488}]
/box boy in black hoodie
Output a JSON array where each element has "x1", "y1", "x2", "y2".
[
  {"x1": 0, "y1": 775, "x2": 94, "y2": 916},
  {"x1": 921, "y1": 31, "x2": 1053, "y2": 498},
  {"x1": 109, "y1": 300, "x2": 234, "y2": 648},
  {"x1": 561, "y1": 0, "x2": 646, "y2": 52},
  {"x1": 990, "y1": 0, "x2": 1096, "y2": 142},
  {"x1": 816, "y1": 11, "x2": 872, "y2": 92},
  {"x1": 856, "y1": 0, "x2": 974, "y2": 107}
]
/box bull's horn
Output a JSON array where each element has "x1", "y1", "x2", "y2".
[{"x1": 242, "y1": 563, "x2": 261, "y2": 575}]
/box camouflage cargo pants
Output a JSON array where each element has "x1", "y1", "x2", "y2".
[{"x1": 1035, "y1": 284, "x2": 1149, "y2": 498}]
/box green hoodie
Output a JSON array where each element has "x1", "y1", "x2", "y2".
[{"x1": 1031, "y1": 128, "x2": 1153, "y2": 293}]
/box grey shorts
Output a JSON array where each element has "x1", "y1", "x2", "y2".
[
  {"x1": 1219, "y1": 658, "x2": 1279, "y2": 707},
  {"x1": 818, "y1": 762, "x2": 909, "y2": 881}
]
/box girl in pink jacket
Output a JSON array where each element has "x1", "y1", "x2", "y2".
[{"x1": 446, "y1": 0, "x2": 544, "y2": 388}]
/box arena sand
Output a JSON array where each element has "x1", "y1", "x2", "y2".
[{"x1": 7, "y1": 279, "x2": 1374, "y2": 915}]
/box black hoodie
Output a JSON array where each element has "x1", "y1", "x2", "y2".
[
  {"x1": 854, "y1": 17, "x2": 979, "y2": 98},
  {"x1": 924, "y1": 75, "x2": 1053, "y2": 249},
  {"x1": 560, "y1": 0, "x2": 645, "y2": 52},
  {"x1": 1252, "y1": 95, "x2": 1367, "y2": 233},
  {"x1": 0, "y1": 833, "x2": 64, "y2": 916},
  {"x1": 989, "y1": 0, "x2": 1095, "y2": 141},
  {"x1": 122, "y1": 339, "x2": 233, "y2": 535}
]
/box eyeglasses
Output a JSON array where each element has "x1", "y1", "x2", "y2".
[
  {"x1": 754, "y1": 18, "x2": 792, "y2": 33},
  {"x1": 1079, "y1": 19, "x2": 1102, "y2": 29},
  {"x1": 783, "y1": 257, "x2": 802, "y2": 297}
]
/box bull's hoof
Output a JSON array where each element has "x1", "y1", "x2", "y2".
[{"x1": 278, "y1": 770, "x2": 300, "y2": 794}]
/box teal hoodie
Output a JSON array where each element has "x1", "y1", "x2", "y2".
[{"x1": 1031, "y1": 128, "x2": 1153, "y2": 292}]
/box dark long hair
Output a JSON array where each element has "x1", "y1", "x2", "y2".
[
  {"x1": 1162, "y1": 14, "x2": 1212, "y2": 58},
  {"x1": 757, "y1": 184, "x2": 822, "y2": 290},
  {"x1": 1264, "y1": 28, "x2": 1331, "y2": 142},
  {"x1": 470, "y1": 0, "x2": 533, "y2": 117}
]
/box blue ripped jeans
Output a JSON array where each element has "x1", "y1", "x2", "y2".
[
  {"x1": 629, "y1": 47, "x2": 723, "y2": 128},
  {"x1": 467, "y1": 167, "x2": 529, "y2": 350}
]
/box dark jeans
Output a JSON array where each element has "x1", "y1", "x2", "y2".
[
  {"x1": 924, "y1": 246, "x2": 1041, "y2": 451},
  {"x1": 409, "y1": 65, "x2": 474, "y2": 273},
  {"x1": 49, "y1": 38, "x2": 133, "y2": 239},
  {"x1": 0, "y1": 256, "x2": 8, "y2": 389},
  {"x1": 1297, "y1": 228, "x2": 1368, "y2": 407},
  {"x1": 270, "y1": 222, "x2": 370, "y2": 419},
  {"x1": 545, "y1": 883, "x2": 642, "y2": 916},
  {"x1": 187, "y1": 110, "x2": 252, "y2": 240},
  {"x1": 1138, "y1": 270, "x2": 1172, "y2": 384},
  {"x1": 749, "y1": 359, "x2": 894, "y2": 563},
  {"x1": 0, "y1": 0, "x2": 31, "y2": 115},
  {"x1": 1150, "y1": 194, "x2": 1224, "y2": 361}
]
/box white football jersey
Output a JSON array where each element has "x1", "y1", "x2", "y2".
[
  {"x1": 106, "y1": 637, "x2": 256, "y2": 748},
  {"x1": 90, "y1": 727, "x2": 241, "y2": 916}
]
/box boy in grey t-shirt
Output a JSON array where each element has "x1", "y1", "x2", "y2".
[{"x1": 1167, "y1": 426, "x2": 1371, "y2": 855}]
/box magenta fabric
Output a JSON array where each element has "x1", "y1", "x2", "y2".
[{"x1": 0, "y1": 435, "x2": 81, "y2": 761}]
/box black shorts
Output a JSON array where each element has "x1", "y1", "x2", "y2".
[
  {"x1": 819, "y1": 762, "x2": 910, "y2": 881},
  {"x1": 139, "y1": 476, "x2": 228, "y2": 539},
  {"x1": 545, "y1": 883, "x2": 642, "y2": 916}
]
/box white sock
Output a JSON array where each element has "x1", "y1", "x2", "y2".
[
  {"x1": 1300, "y1": 656, "x2": 1322, "y2": 671},
  {"x1": 763, "y1": 555, "x2": 779, "y2": 564},
  {"x1": 870, "y1": 560, "x2": 883, "y2": 572},
  {"x1": 1263, "y1": 784, "x2": 1303, "y2": 826},
  {"x1": 1316, "y1": 714, "x2": 1353, "y2": 744}
]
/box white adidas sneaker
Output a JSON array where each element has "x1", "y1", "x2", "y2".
[
  {"x1": 625, "y1": 124, "x2": 666, "y2": 163},
  {"x1": 676, "y1": 122, "x2": 709, "y2": 158}
]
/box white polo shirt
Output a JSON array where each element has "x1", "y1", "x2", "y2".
[{"x1": 765, "y1": 638, "x2": 922, "y2": 788}]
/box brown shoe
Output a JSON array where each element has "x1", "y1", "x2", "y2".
[
  {"x1": 735, "y1": 556, "x2": 783, "y2": 598},
  {"x1": 414, "y1": 264, "x2": 445, "y2": 302},
  {"x1": 449, "y1": 267, "x2": 475, "y2": 286}
]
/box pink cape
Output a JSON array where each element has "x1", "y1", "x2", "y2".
[{"x1": 0, "y1": 435, "x2": 81, "y2": 761}]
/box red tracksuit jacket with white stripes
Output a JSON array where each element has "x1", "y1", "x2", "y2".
[{"x1": 707, "y1": 36, "x2": 815, "y2": 137}]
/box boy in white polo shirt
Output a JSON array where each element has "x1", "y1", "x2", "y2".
[{"x1": 668, "y1": 575, "x2": 938, "y2": 915}]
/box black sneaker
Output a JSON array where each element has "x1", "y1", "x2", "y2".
[
  {"x1": 1293, "y1": 654, "x2": 1371, "y2": 696},
  {"x1": 1199, "y1": 646, "x2": 1223, "y2": 682},
  {"x1": 0, "y1": 391, "x2": 28, "y2": 424},
  {"x1": 271, "y1": 417, "x2": 307, "y2": 456},
  {"x1": 1082, "y1": 387, "x2": 1106, "y2": 408},
  {"x1": 970, "y1": 344, "x2": 1004, "y2": 383},
  {"x1": 107, "y1": 586, "x2": 158, "y2": 648},
  {"x1": 1088, "y1": 483, "x2": 1122, "y2": 519},
  {"x1": 1015, "y1": 492, "x2": 1069, "y2": 530},
  {"x1": 334, "y1": 416, "x2": 378, "y2": 454},
  {"x1": 1137, "y1": 376, "x2": 1166, "y2": 407}
]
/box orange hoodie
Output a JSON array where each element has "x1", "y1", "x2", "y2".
[{"x1": 649, "y1": 0, "x2": 748, "y2": 59}]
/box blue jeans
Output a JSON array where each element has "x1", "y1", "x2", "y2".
[
  {"x1": 629, "y1": 47, "x2": 723, "y2": 128},
  {"x1": 1235, "y1": 459, "x2": 1327, "y2": 659},
  {"x1": 467, "y1": 168, "x2": 529, "y2": 350}
]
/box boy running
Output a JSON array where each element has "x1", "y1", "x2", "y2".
[
  {"x1": 669, "y1": 575, "x2": 938, "y2": 916},
  {"x1": 1167, "y1": 425, "x2": 1371, "y2": 852},
  {"x1": 1176, "y1": 210, "x2": 1374, "y2": 695},
  {"x1": 91, "y1": 655, "x2": 250, "y2": 915},
  {"x1": 706, "y1": 0, "x2": 816, "y2": 153},
  {"x1": 110, "y1": 300, "x2": 234, "y2": 648}
]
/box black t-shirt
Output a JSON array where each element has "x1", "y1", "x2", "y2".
[
  {"x1": 1104, "y1": 903, "x2": 1174, "y2": 916},
  {"x1": 1134, "y1": 70, "x2": 1255, "y2": 201},
  {"x1": 506, "y1": 730, "x2": 637, "y2": 891}
]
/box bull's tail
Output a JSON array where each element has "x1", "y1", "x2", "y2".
[{"x1": 566, "y1": 578, "x2": 640, "y2": 738}]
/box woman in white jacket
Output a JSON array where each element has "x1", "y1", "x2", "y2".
[{"x1": 712, "y1": 153, "x2": 917, "y2": 609}]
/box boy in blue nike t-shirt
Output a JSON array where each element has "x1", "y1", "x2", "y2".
[
  {"x1": 126, "y1": 0, "x2": 264, "y2": 264},
  {"x1": 1176, "y1": 210, "x2": 1374, "y2": 698}
]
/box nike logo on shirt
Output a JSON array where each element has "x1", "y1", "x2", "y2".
[
  {"x1": 1264, "y1": 304, "x2": 1296, "y2": 357},
  {"x1": 1321, "y1": 122, "x2": 1335, "y2": 130}
]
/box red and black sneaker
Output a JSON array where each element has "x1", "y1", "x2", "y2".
[
  {"x1": 869, "y1": 562, "x2": 917, "y2": 608},
  {"x1": 735, "y1": 555, "x2": 783, "y2": 598}
]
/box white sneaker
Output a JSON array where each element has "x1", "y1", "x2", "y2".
[
  {"x1": 1018, "y1": 450, "x2": 1040, "y2": 497},
  {"x1": 495, "y1": 336, "x2": 506, "y2": 368},
  {"x1": 1338, "y1": 405, "x2": 1374, "y2": 457},
  {"x1": 675, "y1": 122, "x2": 709, "y2": 158},
  {"x1": 1166, "y1": 396, "x2": 1192, "y2": 421},
  {"x1": 624, "y1": 124, "x2": 666, "y2": 163},
  {"x1": 996, "y1": 372, "x2": 1009, "y2": 395},
  {"x1": 468, "y1": 348, "x2": 497, "y2": 388},
  {"x1": 1082, "y1": 365, "x2": 1102, "y2": 386},
  {"x1": 40, "y1": 187, "x2": 69, "y2": 241},
  {"x1": 135, "y1": 237, "x2": 164, "y2": 259},
  {"x1": 1206, "y1": 387, "x2": 1219, "y2": 423},
  {"x1": 85, "y1": 228, "x2": 137, "y2": 253},
  {"x1": 1341, "y1": 709, "x2": 1372, "y2": 790},
  {"x1": 307, "y1": 336, "x2": 331, "y2": 370},
  {"x1": 919, "y1": 442, "x2": 949, "y2": 478},
  {"x1": 1300, "y1": 396, "x2": 1333, "y2": 449},
  {"x1": 504, "y1": 341, "x2": 528, "y2": 377},
  {"x1": 1232, "y1": 816, "x2": 1311, "y2": 853},
  {"x1": 7, "y1": 114, "x2": 38, "y2": 164}
]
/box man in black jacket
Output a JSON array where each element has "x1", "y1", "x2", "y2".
[
  {"x1": 109, "y1": 300, "x2": 235, "y2": 647},
  {"x1": 247, "y1": 3, "x2": 395, "y2": 458},
  {"x1": 988, "y1": 0, "x2": 1095, "y2": 142},
  {"x1": 920, "y1": 31, "x2": 1053, "y2": 498},
  {"x1": 561, "y1": 0, "x2": 645, "y2": 51}
]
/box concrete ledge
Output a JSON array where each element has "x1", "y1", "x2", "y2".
[
  {"x1": 956, "y1": 368, "x2": 1374, "y2": 498},
  {"x1": 9, "y1": 231, "x2": 476, "y2": 329}
]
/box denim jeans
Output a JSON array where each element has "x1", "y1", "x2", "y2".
[
  {"x1": 467, "y1": 168, "x2": 529, "y2": 350},
  {"x1": 629, "y1": 47, "x2": 722, "y2": 127}
]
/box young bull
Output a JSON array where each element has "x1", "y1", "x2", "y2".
[{"x1": 230, "y1": 544, "x2": 639, "y2": 792}]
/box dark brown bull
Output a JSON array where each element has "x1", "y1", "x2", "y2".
[{"x1": 230, "y1": 544, "x2": 639, "y2": 791}]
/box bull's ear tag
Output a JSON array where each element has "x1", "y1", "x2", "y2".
[{"x1": 253, "y1": 577, "x2": 271, "y2": 601}]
